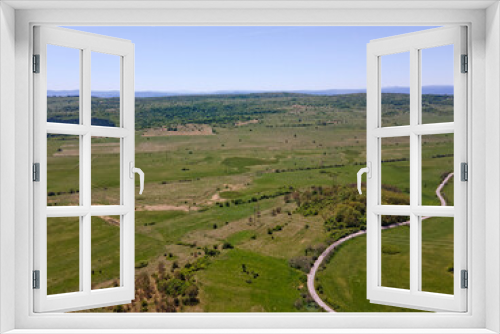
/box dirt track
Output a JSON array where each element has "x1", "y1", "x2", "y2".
[{"x1": 307, "y1": 173, "x2": 454, "y2": 312}]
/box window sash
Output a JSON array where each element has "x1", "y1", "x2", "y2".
[
  {"x1": 33, "y1": 26, "x2": 136, "y2": 313},
  {"x1": 366, "y1": 26, "x2": 468, "y2": 312}
]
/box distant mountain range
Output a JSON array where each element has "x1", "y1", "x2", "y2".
[{"x1": 47, "y1": 85, "x2": 453, "y2": 98}]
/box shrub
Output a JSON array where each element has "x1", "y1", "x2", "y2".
[
  {"x1": 289, "y1": 256, "x2": 314, "y2": 273},
  {"x1": 159, "y1": 278, "x2": 188, "y2": 297},
  {"x1": 294, "y1": 299, "x2": 304, "y2": 310},
  {"x1": 222, "y1": 241, "x2": 234, "y2": 249}
]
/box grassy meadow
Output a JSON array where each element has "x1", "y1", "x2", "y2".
[{"x1": 45, "y1": 93, "x2": 454, "y2": 312}]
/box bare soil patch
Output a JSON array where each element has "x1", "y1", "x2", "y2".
[
  {"x1": 235, "y1": 119, "x2": 259, "y2": 126},
  {"x1": 101, "y1": 216, "x2": 120, "y2": 227},
  {"x1": 137, "y1": 204, "x2": 200, "y2": 212},
  {"x1": 142, "y1": 124, "x2": 213, "y2": 137}
]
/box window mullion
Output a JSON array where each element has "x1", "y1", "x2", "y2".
[
  {"x1": 82, "y1": 47, "x2": 92, "y2": 294},
  {"x1": 78, "y1": 48, "x2": 84, "y2": 293},
  {"x1": 409, "y1": 47, "x2": 420, "y2": 294}
]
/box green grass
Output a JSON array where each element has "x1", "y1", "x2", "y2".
[
  {"x1": 47, "y1": 215, "x2": 124, "y2": 294},
  {"x1": 222, "y1": 157, "x2": 278, "y2": 172},
  {"x1": 381, "y1": 226, "x2": 410, "y2": 289},
  {"x1": 219, "y1": 191, "x2": 242, "y2": 199},
  {"x1": 47, "y1": 135, "x2": 80, "y2": 206},
  {"x1": 148, "y1": 199, "x2": 279, "y2": 244},
  {"x1": 226, "y1": 230, "x2": 257, "y2": 246},
  {"x1": 421, "y1": 217, "x2": 454, "y2": 294},
  {"x1": 47, "y1": 217, "x2": 80, "y2": 295},
  {"x1": 197, "y1": 249, "x2": 305, "y2": 312},
  {"x1": 315, "y1": 217, "x2": 454, "y2": 312},
  {"x1": 91, "y1": 216, "x2": 121, "y2": 289},
  {"x1": 422, "y1": 134, "x2": 454, "y2": 205}
]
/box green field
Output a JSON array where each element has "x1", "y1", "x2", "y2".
[
  {"x1": 315, "y1": 217, "x2": 454, "y2": 312},
  {"x1": 46, "y1": 92, "x2": 455, "y2": 312}
]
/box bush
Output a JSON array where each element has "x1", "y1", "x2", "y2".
[
  {"x1": 222, "y1": 241, "x2": 234, "y2": 249},
  {"x1": 159, "y1": 278, "x2": 188, "y2": 297},
  {"x1": 294, "y1": 298, "x2": 304, "y2": 310},
  {"x1": 113, "y1": 304, "x2": 125, "y2": 312},
  {"x1": 289, "y1": 256, "x2": 314, "y2": 273},
  {"x1": 204, "y1": 247, "x2": 219, "y2": 257}
]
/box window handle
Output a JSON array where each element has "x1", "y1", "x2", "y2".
[
  {"x1": 129, "y1": 162, "x2": 145, "y2": 195},
  {"x1": 357, "y1": 162, "x2": 371, "y2": 194}
]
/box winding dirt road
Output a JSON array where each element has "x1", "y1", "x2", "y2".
[{"x1": 306, "y1": 173, "x2": 454, "y2": 312}]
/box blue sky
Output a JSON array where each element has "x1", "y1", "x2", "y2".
[{"x1": 48, "y1": 26, "x2": 453, "y2": 92}]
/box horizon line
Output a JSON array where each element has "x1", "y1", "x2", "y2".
[{"x1": 47, "y1": 84, "x2": 454, "y2": 94}]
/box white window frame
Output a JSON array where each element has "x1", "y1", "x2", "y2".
[
  {"x1": 1, "y1": 2, "x2": 499, "y2": 333},
  {"x1": 33, "y1": 26, "x2": 136, "y2": 313},
  {"x1": 366, "y1": 26, "x2": 467, "y2": 312}
]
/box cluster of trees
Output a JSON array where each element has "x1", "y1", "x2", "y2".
[
  {"x1": 215, "y1": 188, "x2": 293, "y2": 208},
  {"x1": 294, "y1": 184, "x2": 409, "y2": 237},
  {"x1": 47, "y1": 93, "x2": 454, "y2": 131},
  {"x1": 103, "y1": 238, "x2": 244, "y2": 313},
  {"x1": 46, "y1": 96, "x2": 120, "y2": 125},
  {"x1": 101, "y1": 248, "x2": 222, "y2": 312}
]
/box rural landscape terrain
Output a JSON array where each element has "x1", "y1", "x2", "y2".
[{"x1": 46, "y1": 92, "x2": 454, "y2": 312}]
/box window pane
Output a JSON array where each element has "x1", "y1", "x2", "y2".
[
  {"x1": 381, "y1": 215, "x2": 410, "y2": 290},
  {"x1": 381, "y1": 137, "x2": 410, "y2": 205},
  {"x1": 47, "y1": 44, "x2": 80, "y2": 124},
  {"x1": 91, "y1": 137, "x2": 121, "y2": 205},
  {"x1": 91, "y1": 52, "x2": 121, "y2": 127},
  {"x1": 421, "y1": 217, "x2": 454, "y2": 294},
  {"x1": 421, "y1": 45, "x2": 454, "y2": 124},
  {"x1": 47, "y1": 134, "x2": 80, "y2": 206},
  {"x1": 381, "y1": 52, "x2": 410, "y2": 127},
  {"x1": 47, "y1": 217, "x2": 80, "y2": 295},
  {"x1": 421, "y1": 134, "x2": 454, "y2": 206},
  {"x1": 92, "y1": 216, "x2": 121, "y2": 290}
]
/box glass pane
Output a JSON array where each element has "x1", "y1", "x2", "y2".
[
  {"x1": 421, "y1": 45, "x2": 454, "y2": 124},
  {"x1": 47, "y1": 134, "x2": 80, "y2": 206},
  {"x1": 92, "y1": 216, "x2": 121, "y2": 290},
  {"x1": 381, "y1": 215, "x2": 410, "y2": 290},
  {"x1": 381, "y1": 52, "x2": 410, "y2": 127},
  {"x1": 47, "y1": 217, "x2": 80, "y2": 295},
  {"x1": 381, "y1": 137, "x2": 410, "y2": 205},
  {"x1": 91, "y1": 137, "x2": 120, "y2": 205},
  {"x1": 421, "y1": 134, "x2": 454, "y2": 206},
  {"x1": 421, "y1": 217, "x2": 454, "y2": 294},
  {"x1": 47, "y1": 44, "x2": 80, "y2": 124},
  {"x1": 91, "y1": 52, "x2": 121, "y2": 127}
]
